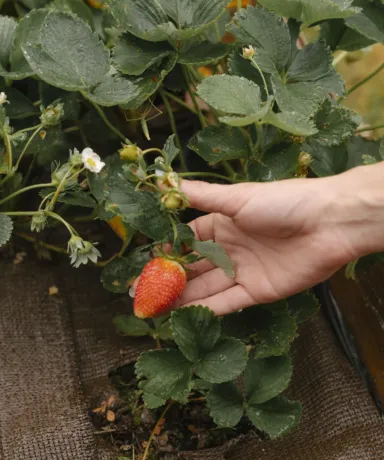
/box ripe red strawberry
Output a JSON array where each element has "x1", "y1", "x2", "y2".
[{"x1": 134, "y1": 257, "x2": 187, "y2": 319}]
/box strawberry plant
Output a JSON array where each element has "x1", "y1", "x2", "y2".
[{"x1": 0, "y1": 0, "x2": 383, "y2": 457}]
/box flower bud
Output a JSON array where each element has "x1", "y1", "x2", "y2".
[
  {"x1": 298, "y1": 151, "x2": 312, "y2": 167},
  {"x1": 0, "y1": 92, "x2": 9, "y2": 105},
  {"x1": 40, "y1": 102, "x2": 64, "y2": 126},
  {"x1": 31, "y1": 212, "x2": 47, "y2": 233},
  {"x1": 242, "y1": 46, "x2": 256, "y2": 60}
]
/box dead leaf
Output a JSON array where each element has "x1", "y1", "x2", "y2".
[
  {"x1": 49, "y1": 286, "x2": 59, "y2": 296},
  {"x1": 106, "y1": 410, "x2": 116, "y2": 423},
  {"x1": 13, "y1": 252, "x2": 27, "y2": 265}
]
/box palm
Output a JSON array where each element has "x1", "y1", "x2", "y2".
[{"x1": 176, "y1": 180, "x2": 355, "y2": 315}]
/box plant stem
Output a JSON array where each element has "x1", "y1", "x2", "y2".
[
  {"x1": 46, "y1": 211, "x2": 76, "y2": 236},
  {"x1": 182, "y1": 66, "x2": 207, "y2": 129},
  {"x1": 142, "y1": 147, "x2": 166, "y2": 158},
  {"x1": 0, "y1": 182, "x2": 54, "y2": 207},
  {"x1": 179, "y1": 171, "x2": 235, "y2": 183},
  {"x1": 355, "y1": 123, "x2": 384, "y2": 133},
  {"x1": 343, "y1": 62, "x2": 384, "y2": 99},
  {"x1": 162, "y1": 90, "x2": 197, "y2": 115},
  {"x1": 159, "y1": 88, "x2": 188, "y2": 171},
  {"x1": 14, "y1": 124, "x2": 42, "y2": 135},
  {"x1": 4, "y1": 132, "x2": 13, "y2": 174},
  {"x1": 332, "y1": 50, "x2": 348, "y2": 67},
  {"x1": 3, "y1": 211, "x2": 36, "y2": 216},
  {"x1": 250, "y1": 58, "x2": 269, "y2": 98},
  {"x1": 255, "y1": 123, "x2": 264, "y2": 157},
  {"x1": 48, "y1": 165, "x2": 76, "y2": 210},
  {"x1": 237, "y1": 0, "x2": 242, "y2": 10},
  {"x1": 142, "y1": 401, "x2": 173, "y2": 460},
  {"x1": 63, "y1": 125, "x2": 80, "y2": 134},
  {"x1": 169, "y1": 215, "x2": 178, "y2": 243},
  {"x1": 16, "y1": 231, "x2": 69, "y2": 255},
  {"x1": 15, "y1": 125, "x2": 43, "y2": 169},
  {"x1": 82, "y1": 93, "x2": 131, "y2": 143},
  {"x1": 222, "y1": 160, "x2": 237, "y2": 179}
]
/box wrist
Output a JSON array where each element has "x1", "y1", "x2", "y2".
[{"x1": 323, "y1": 163, "x2": 384, "y2": 260}]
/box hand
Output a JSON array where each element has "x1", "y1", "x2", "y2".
[{"x1": 175, "y1": 164, "x2": 384, "y2": 315}]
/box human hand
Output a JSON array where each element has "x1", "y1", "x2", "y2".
[{"x1": 175, "y1": 164, "x2": 384, "y2": 315}]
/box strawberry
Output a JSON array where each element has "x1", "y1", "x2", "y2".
[{"x1": 134, "y1": 257, "x2": 187, "y2": 319}]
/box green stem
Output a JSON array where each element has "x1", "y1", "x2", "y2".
[
  {"x1": 250, "y1": 58, "x2": 269, "y2": 98},
  {"x1": 0, "y1": 182, "x2": 54, "y2": 207},
  {"x1": 343, "y1": 62, "x2": 384, "y2": 99},
  {"x1": 355, "y1": 123, "x2": 384, "y2": 133},
  {"x1": 4, "y1": 133, "x2": 13, "y2": 174},
  {"x1": 82, "y1": 93, "x2": 131, "y2": 143},
  {"x1": 14, "y1": 124, "x2": 42, "y2": 136},
  {"x1": 16, "y1": 232, "x2": 69, "y2": 255},
  {"x1": 163, "y1": 90, "x2": 197, "y2": 115},
  {"x1": 255, "y1": 123, "x2": 264, "y2": 156},
  {"x1": 48, "y1": 166, "x2": 75, "y2": 210},
  {"x1": 3, "y1": 211, "x2": 37, "y2": 216},
  {"x1": 169, "y1": 215, "x2": 178, "y2": 244},
  {"x1": 0, "y1": 172, "x2": 13, "y2": 189},
  {"x1": 182, "y1": 66, "x2": 207, "y2": 129},
  {"x1": 142, "y1": 148, "x2": 166, "y2": 158},
  {"x1": 214, "y1": 21, "x2": 221, "y2": 43},
  {"x1": 159, "y1": 88, "x2": 188, "y2": 171},
  {"x1": 15, "y1": 125, "x2": 43, "y2": 169},
  {"x1": 63, "y1": 125, "x2": 80, "y2": 134},
  {"x1": 46, "y1": 211, "x2": 76, "y2": 236},
  {"x1": 222, "y1": 161, "x2": 237, "y2": 179},
  {"x1": 179, "y1": 172, "x2": 236, "y2": 183},
  {"x1": 237, "y1": 0, "x2": 242, "y2": 10}
]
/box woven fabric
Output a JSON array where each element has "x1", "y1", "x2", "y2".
[{"x1": 0, "y1": 259, "x2": 383, "y2": 460}]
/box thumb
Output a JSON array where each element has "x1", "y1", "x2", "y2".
[{"x1": 180, "y1": 180, "x2": 251, "y2": 217}]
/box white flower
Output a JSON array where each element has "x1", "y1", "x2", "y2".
[
  {"x1": 81, "y1": 148, "x2": 106, "y2": 173},
  {"x1": 67, "y1": 235, "x2": 101, "y2": 268},
  {"x1": 0, "y1": 92, "x2": 9, "y2": 105},
  {"x1": 242, "y1": 46, "x2": 256, "y2": 60}
]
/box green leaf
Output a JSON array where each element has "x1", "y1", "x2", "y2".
[
  {"x1": 271, "y1": 76, "x2": 325, "y2": 118},
  {"x1": 312, "y1": 99, "x2": 360, "y2": 146},
  {"x1": 85, "y1": 55, "x2": 177, "y2": 108},
  {"x1": 246, "y1": 396, "x2": 302, "y2": 438},
  {"x1": 113, "y1": 33, "x2": 174, "y2": 76},
  {"x1": 0, "y1": 10, "x2": 48, "y2": 80},
  {"x1": 207, "y1": 382, "x2": 244, "y2": 427},
  {"x1": 259, "y1": 0, "x2": 360, "y2": 27},
  {"x1": 188, "y1": 125, "x2": 250, "y2": 164},
  {"x1": 106, "y1": 177, "x2": 172, "y2": 240},
  {"x1": 171, "y1": 306, "x2": 221, "y2": 363},
  {"x1": 195, "y1": 338, "x2": 248, "y2": 384},
  {"x1": 22, "y1": 12, "x2": 109, "y2": 91},
  {"x1": 287, "y1": 41, "x2": 333, "y2": 82},
  {"x1": 226, "y1": 6, "x2": 291, "y2": 74},
  {"x1": 245, "y1": 355, "x2": 292, "y2": 405},
  {"x1": 48, "y1": 0, "x2": 94, "y2": 27},
  {"x1": 222, "y1": 302, "x2": 297, "y2": 359},
  {"x1": 141, "y1": 389, "x2": 167, "y2": 409},
  {"x1": 287, "y1": 290, "x2": 320, "y2": 324},
  {"x1": 307, "y1": 141, "x2": 348, "y2": 176},
  {"x1": 262, "y1": 109, "x2": 318, "y2": 136},
  {"x1": 163, "y1": 134, "x2": 179, "y2": 165},
  {"x1": 0, "y1": 16, "x2": 17, "y2": 69},
  {"x1": 58, "y1": 191, "x2": 97, "y2": 208},
  {"x1": 136, "y1": 349, "x2": 193, "y2": 404},
  {"x1": 178, "y1": 42, "x2": 230, "y2": 65},
  {"x1": 315, "y1": 70, "x2": 345, "y2": 97},
  {"x1": 228, "y1": 48, "x2": 270, "y2": 94},
  {"x1": 345, "y1": 0, "x2": 384, "y2": 43},
  {"x1": 248, "y1": 144, "x2": 300, "y2": 182},
  {"x1": 0, "y1": 87, "x2": 37, "y2": 120},
  {"x1": 197, "y1": 75, "x2": 262, "y2": 116},
  {"x1": 153, "y1": 317, "x2": 173, "y2": 341},
  {"x1": 101, "y1": 251, "x2": 150, "y2": 293},
  {"x1": 114, "y1": 315, "x2": 153, "y2": 337},
  {"x1": 107, "y1": 0, "x2": 231, "y2": 42},
  {"x1": 190, "y1": 238, "x2": 235, "y2": 278},
  {"x1": 219, "y1": 97, "x2": 273, "y2": 127},
  {"x1": 0, "y1": 214, "x2": 13, "y2": 247}
]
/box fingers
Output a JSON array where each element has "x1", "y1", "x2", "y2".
[
  {"x1": 179, "y1": 285, "x2": 255, "y2": 316},
  {"x1": 181, "y1": 180, "x2": 252, "y2": 217},
  {"x1": 175, "y1": 268, "x2": 236, "y2": 306},
  {"x1": 185, "y1": 258, "x2": 216, "y2": 280}
]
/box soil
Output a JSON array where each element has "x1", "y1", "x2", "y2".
[{"x1": 89, "y1": 364, "x2": 254, "y2": 459}]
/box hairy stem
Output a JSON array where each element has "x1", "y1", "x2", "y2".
[
  {"x1": 0, "y1": 182, "x2": 54, "y2": 207},
  {"x1": 15, "y1": 125, "x2": 43, "y2": 169},
  {"x1": 178, "y1": 171, "x2": 236, "y2": 183},
  {"x1": 159, "y1": 88, "x2": 188, "y2": 171},
  {"x1": 355, "y1": 123, "x2": 384, "y2": 133},
  {"x1": 343, "y1": 62, "x2": 384, "y2": 99}
]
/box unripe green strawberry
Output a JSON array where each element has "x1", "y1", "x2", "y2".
[
  {"x1": 134, "y1": 257, "x2": 187, "y2": 319},
  {"x1": 119, "y1": 144, "x2": 142, "y2": 161}
]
